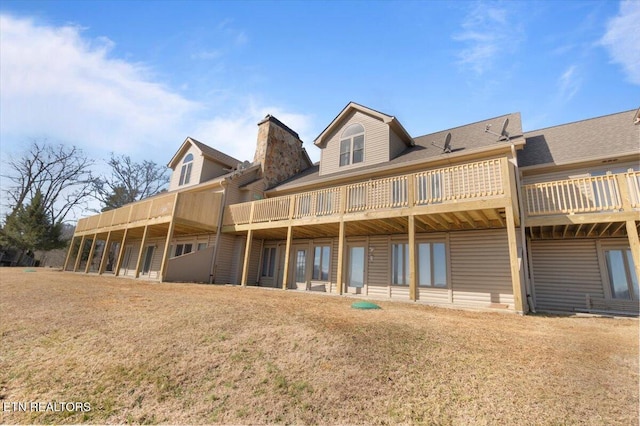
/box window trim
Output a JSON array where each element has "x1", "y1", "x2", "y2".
[
  {"x1": 179, "y1": 153, "x2": 194, "y2": 186},
  {"x1": 338, "y1": 123, "x2": 365, "y2": 167},
  {"x1": 389, "y1": 239, "x2": 449, "y2": 288},
  {"x1": 312, "y1": 245, "x2": 331, "y2": 281}
]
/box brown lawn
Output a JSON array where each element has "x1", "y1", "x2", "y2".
[{"x1": 0, "y1": 268, "x2": 638, "y2": 425}]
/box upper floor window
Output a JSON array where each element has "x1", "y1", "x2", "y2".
[
  {"x1": 339, "y1": 124, "x2": 365, "y2": 167},
  {"x1": 179, "y1": 153, "x2": 194, "y2": 186}
]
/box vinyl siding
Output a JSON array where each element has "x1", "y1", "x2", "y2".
[
  {"x1": 168, "y1": 145, "x2": 203, "y2": 191},
  {"x1": 530, "y1": 239, "x2": 604, "y2": 312},
  {"x1": 389, "y1": 128, "x2": 406, "y2": 160},
  {"x1": 200, "y1": 158, "x2": 228, "y2": 183},
  {"x1": 214, "y1": 233, "x2": 237, "y2": 284},
  {"x1": 450, "y1": 229, "x2": 514, "y2": 308},
  {"x1": 320, "y1": 110, "x2": 391, "y2": 176},
  {"x1": 367, "y1": 235, "x2": 390, "y2": 298}
]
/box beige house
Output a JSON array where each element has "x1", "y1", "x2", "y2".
[{"x1": 64, "y1": 103, "x2": 640, "y2": 315}]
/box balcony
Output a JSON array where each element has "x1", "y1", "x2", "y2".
[
  {"x1": 523, "y1": 171, "x2": 640, "y2": 238},
  {"x1": 74, "y1": 191, "x2": 222, "y2": 236},
  {"x1": 224, "y1": 158, "x2": 512, "y2": 235}
]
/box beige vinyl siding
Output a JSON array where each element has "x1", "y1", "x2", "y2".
[
  {"x1": 389, "y1": 128, "x2": 407, "y2": 160},
  {"x1": 166, "y1": 246, "x2": 214, "y2": 282},
  {"x1": 213, "y1": 233, "x2": 237, "y2": 284},
  {"x1": 522, "y1": 161, "x2": 638, "y2": 185},
  {"x1": 450, "y1": 229, "x2": 514, "y2": 308},
  {"x1": 367, "y1": 235, "x2": 390, "y2": 298},
  {"x1": 168, "y1": 145, "x2": 203, "y2": 191},
  {"x1": 319, "y1": 110, "x2": 391, "y2": 176},
  {"x1": 530, "y1": 239, "x2": 604, "y2": 312},
  {"x1": 199, "y1": 158, "x2": 228, "y2": 183},
  {"x1": 224, "y1": 170, "x2": 261, "y2": 205}
]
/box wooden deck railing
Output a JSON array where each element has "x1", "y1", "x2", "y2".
[
  {"x1": 224, "y1": 159, "x2": 505, "y2": 226},
  {"x1": 75, "y1": 191, "x2": 222, "y2": 234},
  {"x1": 524, "y1": 171, "x2": 640, "y2": 216}
]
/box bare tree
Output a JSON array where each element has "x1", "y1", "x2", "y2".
[
  {"x1": 2, "y1": 140, "x2": 95, "y2": 224},
  {"x1": 93, "y1": 153, "x2": 169, "y2": 211}
]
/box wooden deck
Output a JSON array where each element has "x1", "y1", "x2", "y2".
[
  {"x1": 74, "y1": 191, "x2": 222, "y2": 237},
  {"x1": 223, "y1": 158, "x2": 514, "y2": 238},
  {"x1": 524, "y1": 171, "x2": 640, "y2": 239}
]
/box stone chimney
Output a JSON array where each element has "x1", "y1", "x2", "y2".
[{"x1": 253, "y1": 115, "x2": 312, "y2": 189}]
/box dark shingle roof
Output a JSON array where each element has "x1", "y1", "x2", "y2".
[
  {"x1": 272, "y1": 112, "x2": 522, "y2": 191},
  {"x1": 190, "y1": 138, "x2": 241, "y2": 168},
  {"x1": 519, "y1": 109, "x2": 639, "y2": 167}
]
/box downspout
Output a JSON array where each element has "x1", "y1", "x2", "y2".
[
  {"x1": 209, "y1": 179, "x2": 228, "y2": 284},
  {"x1": 511, "y1": 144, "x2": 536, "y2": 313}
]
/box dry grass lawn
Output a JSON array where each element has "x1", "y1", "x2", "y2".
[{"x1": 0, "y1": 268, "x2": 638, "y2": 425}]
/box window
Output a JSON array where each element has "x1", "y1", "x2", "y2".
[
  {"x1": 295, "y1": 250, "x2": 307, "y2": 282},
  {"x1": 179, "y1": 153, "x2": 194, "y2": 186},
  {"x1": 605, "y1": 249, "x2": 638, "y2": 300},
  {"x1": 348, "y1": 246, "x2": 365, "y2": 288},
  {"x1": 197, "y1": 243, "x2": 207, "y2": 251},
  {"x1": 339, "y1": 123, "x2": 365, "y2": 167},
  {"x1": 261, "y1": 247, "x2": 276, "y2": 277},
  {"x1": 313, "y1": 246, "x2": 331, "y2": 281},
  {"x1": 174, "y1": 243, "x2": 193, "y2": 257},
  {"x1": 390, "y1": 242, "x2": 448, "y2": 287},
  {"x1": 391, "y1": 243, "x2": 409, "y2": 285},
  {"x1": 418, "y1": 242, "x2": 447, "y2": 287},
  {"x1": 142, "y1": 246, "x2": 155, "y2": 274}
]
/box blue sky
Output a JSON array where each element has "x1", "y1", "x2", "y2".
[{"x1": 1, "y1": 0, "x2": 638, "y2": 217}]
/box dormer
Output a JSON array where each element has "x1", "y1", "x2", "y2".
[
  {"x1": 167, "y1": 137, "x2": 240, "y2": 191},
  {"x1": 314, "y1": 102, "x2": 414, "y2": 176}
]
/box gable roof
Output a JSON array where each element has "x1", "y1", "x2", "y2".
[
  {"x1": 314, "y1": 102, "x2": 414, "y2": 147},
  {"x1": 167, "y1": 137, "x2": 241, "y2": 169},
  {"x1": 519, "y1": 109, "x2": 640, "y2": 168},
  {"x1": 272, "y1": 112, "x2": 524, "y2": 192}
]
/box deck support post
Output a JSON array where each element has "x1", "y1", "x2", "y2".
[
  {"x1": 505, "y1": 205, "x2": 525, "y2": 314},
  {"x1": 625, "y1": 220, "x2": 640, "y2": 284},
  {"x1": 114, "y1": 229, "x2": 128, "y2": 277},
  {"x1": 336, "y1": 221, "x2": 345, "y2": 295},
  {"x1": 408, "y1": 215, "x2": 417, "y2": 301},
  {"x1": 98, "y1": 231, "x2": 112, "y2": 275},
  {"x1": 241, "y1": 229, "x2": 253, "y2": 286},
  {"x1": 134, "y1": 226, "x2": 149, "y2": 279},
  {"x1": 84, "y1": 235, "x2": 97, "y2": 273},
  {"x1": 282, "y1": 226, "x2": 293, "y2": 290},
  {"x1": 63, "y1": 236, "x2": 76, "y2": 271},
  {"x1": 160, "y1": 193, "x2": 180, "y2": 283},
  {"x1": 73, "y1": 235, "x2": 86, "y2": 272}
]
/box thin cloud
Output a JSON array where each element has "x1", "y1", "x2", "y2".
[
  {"x1": 453, "y1": 3, "x2": 521, "y2": 75},
  {"x1": 600, "y1": 0, "x2": 640, "y2": 85},
  {"x1": 0, "y1": 14, "x2": 312, "y2": 173},
  {"x1": 558, "y1": 65, "x2": 581, "y2": 102},
  {"x1": 0, "y1": 14, "x2": 199, "y2": 159}
]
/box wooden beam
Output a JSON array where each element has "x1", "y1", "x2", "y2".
[
  {"x1": 63, "y1": 236, "x2": 76, "y2": 272},
  {"x1": 281, "y1": 226, "x2": 292, "y2": 290},
  {"x1": 98, "y1": 231, "x2": 112, "y2": 274},
  {"x1": 458, "y1": 211, "x2": 477, "y2": 228},
  {"x1": 408, "y1": 215, "x2": 417, "y2": 301},
  {"x1": 586, "y1": 222, "x2": 599, "y2": 237},
  {"x1": 626, "y1": 220, "x2": 640, "y2": 286},
  {"x1": 241, "y1": 229, "x2": 253, "y2": 286},
  {"x1": 159, "y1": 198, "x2": 178, "y2": 283},
  {"x1": 73, "y1": 235, "x2": 86, "y2": 272},
  {"x1": 611, "y1": 222, "x2": 626, "y2": 236},
  {"x1": 599, "y1": 222, "x2": 613, "y2": 237},
  {"x1": 114, "y1": 228, "x2": 128, "y2": 277},
  {"x1": 336, "y1": 221, "x2": 345, "y2": 295},
  {"x1": 134, "y1": 226, "x2": 149, "y2": 279},
  {"x1": 475, "y1": 209, "x2": 490, "y2": 227},
  {"x1": 84, "y1": 234, "x2": 98, "y2": 274},
  {"x1": 417, "y1": 215, "x2": 441, "y2": 231},
  {"x1": 505, "y1": 205, "x2": 525, "y2": 313}
]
